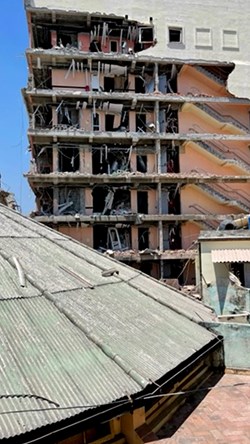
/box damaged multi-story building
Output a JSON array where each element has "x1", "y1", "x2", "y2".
[{"x1": 23, "y1": 0, "x2": 250, "y2": 286}]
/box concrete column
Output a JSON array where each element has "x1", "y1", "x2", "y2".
[
  {"x1": 52, "y1": 144, "x2": 59, "y2": 172},
  {"x1": 79, "y1": 145, "x2": 85, "y2": 173},
  {"x1": 53, "y1": 187, "x2": 59, "y2": 215}
]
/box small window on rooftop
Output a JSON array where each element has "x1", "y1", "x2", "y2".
[{"x1": 169, "y1": 27, "x2": 182, "y2": 43}]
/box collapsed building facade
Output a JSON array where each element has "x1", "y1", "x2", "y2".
[{"x1": 23, "y1": 0, "x2": 250, "y2": 284}]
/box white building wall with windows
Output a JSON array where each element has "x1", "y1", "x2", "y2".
[{"x1": 25, "y1": 0, "x2": 250, "y2": 98}]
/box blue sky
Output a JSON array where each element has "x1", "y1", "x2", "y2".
[{"x1": 0, "y1": 1, "x2": 33, "y2": 214}]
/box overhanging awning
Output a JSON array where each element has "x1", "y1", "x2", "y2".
[{"x1": 211, "y1": 249, "x2": 250, "y2": 263}]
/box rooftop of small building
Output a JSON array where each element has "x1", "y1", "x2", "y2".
[
  {"x1": 199, "y1": 228, "x2": 250, "y2": 240},
  {"x1": 0, "y1": 203, "x2": 218, "y2": 442}
]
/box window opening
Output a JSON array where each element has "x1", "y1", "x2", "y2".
[
  {"x1": 104, "y1": 76, "x2": 115, "y2": 92},
  {"x1": 139, "y1": 27, "x2": 154, "y2": 43},
  {"x1": 92, "y1": 147, "x2": 130, "y2": 174},
  {"x1": 105, "y1": 114, "x2": 115, "y2": 131},
  {"x1": 58, "y1": 188, "x2": 81, "y2": 214},
  {"x1": 58, "y1": 106, "x2": 79, "y2": 127},
  {"x1": 59, "y1": 147, "x2": 79, "y2": 172},
  {"x1": 57, "y1": 32, "x2": 78, "y2": 48},
  {"x1": 230, "y1": 263, "x2": 245, "y2": 287},
  {"x1": 138, "y1": 227, "x2": 149, "y2": 250},
  {"x1": 136, "y1": 113, "x2": 147, "y2": 132},
  {"x1": 135, "y1": 76, "x2": 145, "y2": 93},
  {"x1": 169, "y1": 27, "x2": 182, "y2": 43},
  {"x1": 137, "y1": 191, "x2": 148, "y2": 214},
  {"x1": 136, "y1": 155, "x2": 147, "y2": 172},
  {"x1": 93, "y1": 113, "x2": 100, "y2": 131},
  {"x1": 110, "y1": 40, "x2": 118, "y2": 52}
]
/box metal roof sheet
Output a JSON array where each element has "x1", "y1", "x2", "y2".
[
  {"x1": 0, "y1": 204, "x2": 218, "y2": 440},
  {"x1": 211, "y1": 249, "x2": 250, "y2": 263}
]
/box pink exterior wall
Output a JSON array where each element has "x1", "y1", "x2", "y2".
[
  {"x1": 101, "y1": 38, "x2": 134, "y2": 53},
  {"x1": 78, "y1": 33, "x2": 90, "y2": 51},
  {"x1": 180, "y1": 141, "x2": 249, "y2": 176},
  {"x1": 129, "y1": 111, "x2": 136, "y2": 131},
  {"x1": 81, "y1": 109, "x2": 92, "y2": 131},
  {"x1": 179, "y1": 103, "x2": 243, "y2": 134},
  {"x1": 178, "y1": 65, "x2": 230, "y2": 97},
  {"x1": 181, "y1": 185, "x2": 243, "y2": 216},
  {"x1": 128, "y1": 74, "x2": 135, "y2": 91},
  {"x1": 211, "y1": 103, "x2": 250, "y2": 128},
  {"x1": 59, "y1": 226, "x2": 93, "y2": 247},
  {"x1": 85, "y1": 189, "x2": 93, "y2": 215},
  {"x1": 181, "y1": 222, "x2": 201, "y2": 250},
  {"x1": 83, "y1": 150, "x2": 92, "y2": 173},
  {"x1": 52, "y1": 69, "x2": 90, "y2": 89},
  {"x1": 148, "y1": 190, "x2": 157, "y2": 214},
  {"x1": 51, "y1": 30, "x2": 57, "y2": 47},
  {"x1": 147, "y1": 154, "x2": 156, "y2": 173},
  {"x1": 131, "y1": 225, "x2": 138, "y2": 250},
  {"x1": 130, "y1": 189, "x2": 137, "y2": 213},
  {"x1": 149, "y1": 226, "x2": 158, "y2": 249}
]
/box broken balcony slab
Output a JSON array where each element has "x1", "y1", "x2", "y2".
[
  {"x1": 25, "y1": 172, "x2": 250, "y2": 185},
  {"x1": 105, "y1": 249, "x2": 197, "y2": 262},
  {"x1": 27, "y1": 128, "x2": 250, "y2": 143},
  {"x1": 32, "y1": 213, "x2": 235, "y2": 224},
  {"x1": 24, "y1": 88, "x2": 250, "y2": 107}
]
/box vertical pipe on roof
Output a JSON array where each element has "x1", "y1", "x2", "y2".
[{"x1": 13, "y1": 257, "x2": 26, "y2": 287}]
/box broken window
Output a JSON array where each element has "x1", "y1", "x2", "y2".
[
  {"x1": 104, "y1": 76, "x2": 128, "y2": 92},
  {"x1": 110, "y1": 40, "x2": 118, "y2": 52},
  {"x1": 137, "y1": 191, "x2": 148, "y2": 214},
  {"x1": 93, "y1": 113, "x2": 100, "y2": 131},
  {"x1": 91, "y1": 73, "x2": 100, "y2": 91},
  {"x1": 89, "y1": 39, "x2": 102, "y2": 52},
  {"x1": 105, "y1": 114, "x2": 115, "y2": 131},
  {"x1": 161, "y1": 143, "x2": 179, "y2": 173},
  {"x1": 138, "y1": 228, "x2": 149, "y2": 250},
  {"x1": 169, "y1": 224, "x2": 181, "y2": 250},
  {"x1": 169, "y1": 27, "x2": 182, "y2": 43},
  {"x1": 57, "y1": 31, "x2": 78, "y2": 48},
  {"x1": 37, "y1": 188, "x2": 53, "y2": 215},
  {"x1": 57, "y1": 105, "x2": 79, "y2": 127},
  {"x1": 92, "y1": 187, "x2": 131, "y2": 215},
  {"x1": 107, "y1": 227, "x2": 131, "y2": 250},
  {"x1": 165, "y1": 108, "x2": 178, "y2": 133},
  {"x1": 135, "y1": 76, "x2": 145, "y2": 93},
  {"x1": 33, "y1": 25, "x2": 51, "y2": 49},
  {"x1": 139, "y1": 27, "x2": 154, "y2": 43},
  {"x1": 92, "y1": 146, "x2": 131, "y2": 174},
  {"x1": 36, "y1": 146, "x2": 52, "y2": 173},
  {"x1": 229, "y1": 262, "x2": 245, "y2": 287},
  {"x1": 136, "y1": 155, "x2": 147, "y2": 173},
  {"x1": 167, "y1": 187, "x2": 180, "y2": 214},
  {"x1": 58, "y1": 187, "x2": 82, "y2": 214},
  {"x1": 140, "y1": 262, "x2": 152, "y2": 276},
  {"x1": 163, "y1": 261, "x2": 183, "y2": 284},
  {"x1": 136, "y1": 113, "x2": 147, "y2": 132},
  {"x1": 33, "y1": 105, "x2": 52, "y2": 129},
  {"x1": 93, "y1": 225, "x2": 131, "y2": 251},
  {"x1": 104, "y1": 76, "x2": 115, "y2": 92},
  {"x1": 59, "y1": 147, "x2": 79, "y2": 172}
]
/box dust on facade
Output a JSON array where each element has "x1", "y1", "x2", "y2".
[{"x1": 23, "y1": 0, "x2": 250, "y2": 290}]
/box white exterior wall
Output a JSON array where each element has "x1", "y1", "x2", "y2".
[{"x1": 25, "y1": 0, "x2": 250, "y2": 98}]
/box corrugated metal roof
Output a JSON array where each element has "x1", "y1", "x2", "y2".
[
  {"x1": 0, "y1": 204, "x2": 218, "y2": 440},
  {"x1": 211, "y1": 249, "x2": 250, "y2": 263}
]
